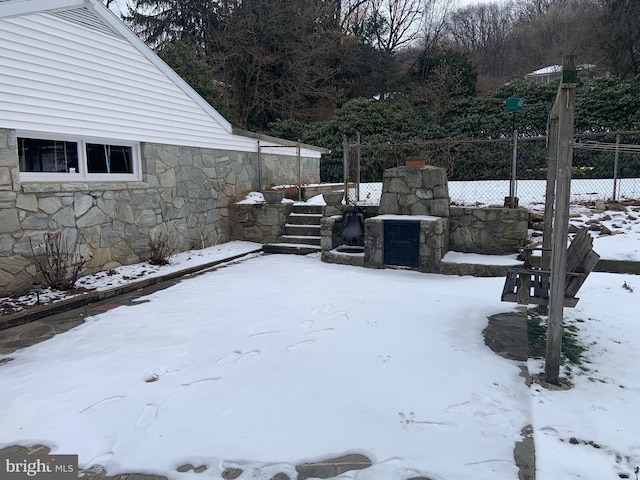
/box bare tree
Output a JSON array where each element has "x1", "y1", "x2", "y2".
[
  {"x1": 340, "y1": 0, "x2": 375, "y2": 36},
  {"x1": 368, "y1": 0, "x2": 425, "y2": 52},
  {"x1": 599, "y1": 0, "x2": 640, "y2": 78},
  {"x1": 217, "y1": 0, "x2": 345, "y2": 127},
  {"x1": 445, "y1": 2, "x2": 517, "y2": 77},
  {"x1": 419, "y1": 0, "x2": 455, "y2": 57},
  {"x1": 512, "y1": 0, "x2": 602, "y2": 75}
]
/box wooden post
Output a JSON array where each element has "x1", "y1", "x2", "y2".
[
  {"x1": 541, "y1": 103, "x2": 560, "y2": 273},
  {"x1": 545, "y1": 55, "x2": 577, "y2": 385}
]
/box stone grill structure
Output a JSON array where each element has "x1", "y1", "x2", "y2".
[{"x1": 322, "y1": 165, "x2": 529, "y2": 275}]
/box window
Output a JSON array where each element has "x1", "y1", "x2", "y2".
[
  {"x1": 86, "y1": 144, "x2": 133, "y2": 174},
  {"x1": 17, "y1": 134, "x2": 140, "y2": 181},
  {"x1": 19, "y1": 138, "x2": 79, "y2": 173}
]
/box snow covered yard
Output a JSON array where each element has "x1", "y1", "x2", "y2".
[
  {"x1": 0, "y1": 250, "x2": 638, "y2": 480},
  {"x1": 1, "y1": 254, "x2": 530, "y2": 480},
  {"x1": 529, "y1": 271, "x2": 640, "y2": 480}
]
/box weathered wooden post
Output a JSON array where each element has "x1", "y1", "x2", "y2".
[
  {"x1": 541, "y1": 104, "x2": 559, "y2": 273},
  {"x1": 545, "y1": 55, "x2": 577, "y2": 385}
]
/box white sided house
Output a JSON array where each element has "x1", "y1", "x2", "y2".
[{"x1": 0, "y1": 0, "x2": 324, "y2": 294}]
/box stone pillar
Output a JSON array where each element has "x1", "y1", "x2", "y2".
[{"x1": 378, "y1": 165, "x2": 450, "y2": 217}]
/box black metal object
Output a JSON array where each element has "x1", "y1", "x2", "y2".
[
  {"x1": 383, "y1": 221, "x2": 420, "y2": 268},
  {"x1": 337, "y1": 207, "x2": 367, "y2": 246}
]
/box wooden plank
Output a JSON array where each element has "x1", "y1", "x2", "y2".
[
  {"x1": 501, "y1": 271, "x2": 519, "y2": 300},
  {"x1": 516, "y1": 273, "x2": 531, "y2": 304}
]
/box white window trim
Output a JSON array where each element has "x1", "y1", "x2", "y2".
[{"x1": 17, "y1": 131, "x2": 142, "y2": 182}]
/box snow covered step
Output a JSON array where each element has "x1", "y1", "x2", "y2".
[
  {"x1": 280, "y1": 235, "x2": 321, "y2": 246},
  {"x1": 262, "y1": 243, "x2": 322, "y2": 255},
  {"x1": 440, "y1": 251, "x2": 524, "y2": 277}
]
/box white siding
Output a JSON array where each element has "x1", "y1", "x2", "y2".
[{"x1": 0, "y1": 7, "x2": 261, "y2": 152}]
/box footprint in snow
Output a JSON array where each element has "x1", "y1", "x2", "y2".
[
  {"x1": 217, "y1": 351, "x2": 242, "y2": 365},
  {"x1": 79, "y1": 396, "x2": 126, "y2": 415},
  {"x1": 135, "y1": 404, "x2": 158, "y2": 429},
  {"x1": 287, "y1": 339, "x2": 317, "y2": 351},
  {"x1": 234, "y1": 350, "x2": 261, "y2": 363},
  {"x1": 176, "y1": 377, "x2": 223, "y2": 389}
]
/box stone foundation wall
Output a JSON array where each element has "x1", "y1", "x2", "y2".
[
  {"x1": 0, "y1": 128, "x2": 260, "y2": 294},
  {"x1": 449, "y1": 206, "x2": 529, "y2": 254},
  {"x1": 229, "y1": 203, "x2": 292, "y2": 244}
]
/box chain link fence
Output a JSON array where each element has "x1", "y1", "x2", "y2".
[
  {"x1": 258, "y1": 143, "x2": 301, "y2": 197},
  {"x1": 342, "y1": 132, "x2": 640, "y2": 207}
]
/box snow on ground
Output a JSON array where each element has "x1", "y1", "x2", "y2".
[
  {"x1": 0, "y1": 241, "x2": 263, "y2": 314},
  {"x1": 0, "y1": 253, "x2": 638, "y2": 480},
  {"x1": 567, "y1": 208, "x2": 640, "y2": 261},
  {"x1": 352, "y1": 178, "x2": 640, "y2": 209},
  {"x1": 442, "y1": 251, "x2": 523, "y2": 265},
  {"x1": 528, "y1": 272, "x2": 640, "y2": 480},
  {"x1": 0, "y1": 255, "x2": 531, "y2": 480}
]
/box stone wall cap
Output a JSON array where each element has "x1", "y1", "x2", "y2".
[{"x1": 369, "y1": 214, "x2": 442, "y2": 221}]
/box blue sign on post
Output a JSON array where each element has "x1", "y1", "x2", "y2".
[{"x1": 505, "y1": 97, "x2": 525, "y2": 114}]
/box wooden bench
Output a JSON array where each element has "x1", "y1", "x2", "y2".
[{"x1": 501, "y1": 228, "x2": 600, "y2": 307}]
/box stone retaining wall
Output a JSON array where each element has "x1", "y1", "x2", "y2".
[
  {"x1": 229, "y1": 203, "x2": 293, "y2": 244},
  {"x1": 449, "y1": 206, "x2": 529, "y2": 254},
  {"x1": 0, "y1": 128, "x2": 260, "y2": 294}
]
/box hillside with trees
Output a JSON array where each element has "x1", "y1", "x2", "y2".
[{"x1": 109, "y1": 0, "x2": 640, "y2": 181}]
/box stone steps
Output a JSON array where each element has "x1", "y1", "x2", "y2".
[
  {"x1": 280, "y1": 235, "x2": 321, "y2": 246},
  {"x1": 263, "y1": 243, "x2": 322, "y2": 255},
  {"x1": 287, "y1": 213, "x2": 323, "y2": 225},
  {"x1": 282, "y1": 224, "x2": 321, "y2": 236},
  {"x1": 263, "y1": 204, "x2": 324, "y2": 255},
  {"x1": 290, "y1": 204, "x2": 323, "y2": 215}
]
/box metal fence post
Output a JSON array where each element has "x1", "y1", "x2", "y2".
[
  {"x1": 356, "y1": 132, "x2": 361, "y2": 202},
  {"x1": 343, "y1": 135, "x2": 349, "y2": 203},
  {"x1": 297, "y1": 140, "x2": 302, "y2": 202},
  {"x1": 257, "y1": 140, "x2": 262, "y2": 191},
  {"x1": 613, "y1": 134, "x2": 620, "y2": 201}
]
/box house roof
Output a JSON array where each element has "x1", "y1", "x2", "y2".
[
  {"x1": 527, "y1": 64, "x2": 598, "y2": 77},
  {"x1": 529, "y1": 65, "x2": 563, "y2": 76},
  {"x1": 0, "y1": 0, "x2": 326, "y2": 156}
]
